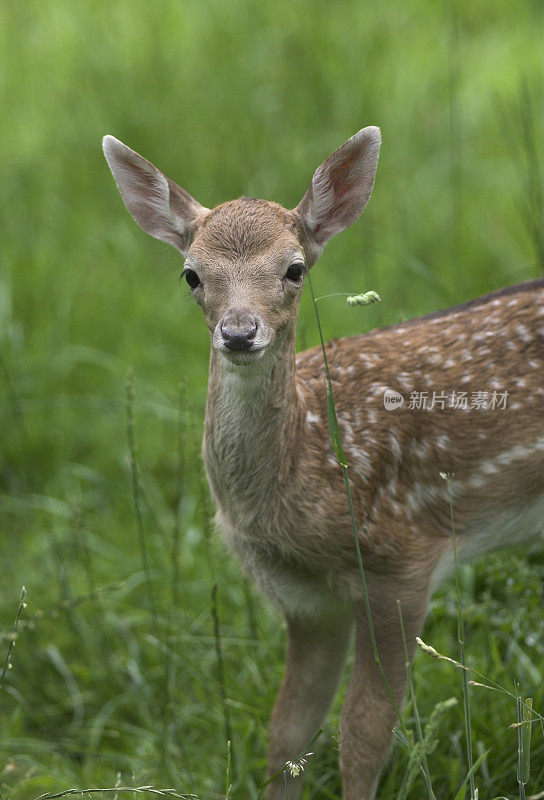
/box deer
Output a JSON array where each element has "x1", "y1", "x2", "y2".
[{"x1": 102, "y1": 127, "x2": 544, "y2": 800}]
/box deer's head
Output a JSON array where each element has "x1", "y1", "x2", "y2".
[{"x1": 103, "y1": 128, "x2": 381, "y2": 367}]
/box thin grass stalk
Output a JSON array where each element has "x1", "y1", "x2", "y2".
[
  {"x1": 516, "y1": 689, "x2": 533, "y2": 800},
  {"x1": 161, "y1": 381, "x2": 187, "y2": 774},
  {"x1": 1, "y1": 586, "x2": 26, "y2": 685},
  {"x1": 443, "y1": 473, "x2": 475, "y2": 799},
  {"x1": 517, "y1": 690, "x2": 526, "y2": 800},
  {"x1": 397, "y1": 600, "x2": 436, "y2": 799},
  {"x1": 225, "y1": 739, "x2": 232, "y2": 800},
  {"x1": 307, "y1": 274, "x2": 404, "y2": 729},
  {"x1": 182, "y1": 386, "x2": 216, "y2": 581},
  {"x1": 520, "y1": 698, "x2": 533, "y2": 785},
  {"x1": 171, "y1": 380, "x2": 185, "y2": 612},
  {"x1": 32, "y1": 788, "x2": 198, "y2": 800},
  {"x1": 195, "y1": 442, "x2": 216, "y2": 583},
  {"x1": 417, "y1": 637, "x2": 544, "y2": 726},
  {"x1": 13, "y1": 583, "x2": 125, "y2": 632},
  {"x1": 125, "y1": 369, "x2": 158, "y2": 626},
  {"x1": 211, "y1": 582, "x2": 235, "y2": 780}
]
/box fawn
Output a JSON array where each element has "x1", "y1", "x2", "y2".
[{"x1": 103, "y1": 127, "x2": 544, "y2": 800}]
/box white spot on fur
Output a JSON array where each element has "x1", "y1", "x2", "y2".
[
  {"x1": 480, "y1": 461, "x2": 499, "y2": 475},
  {"x1": 515, "y1": 324, "x2": 531, "y2": 342},
  {"x1": 467, "y1": 440, "x2": 544, "y2": 488},
  {"x1": 369, "y1": 383, "x2": 390, "y2": 397},
  {"x1": 405, "y1": 482, "x2": 446, "y2": 515},
  {"x1": 411, "y1": 440, "x2": 430, "y2": 459},
  {"x1": 347, "y1": 444, "x2": 372, "y2": 479},
  {"x1": 389, "y1": 433, "x2": 402, "y2": 460}
]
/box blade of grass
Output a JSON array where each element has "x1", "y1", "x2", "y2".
[
  {"x1": 520, "y1": 698, "x2": 533, "y2": 785},
  {"x1": 452, "y1": 749, "x2": 490, "y2": 800},
  {"x1": 517, "y1": 691, "x2": 533, "y2": 799},
  {"x1": 442, "y1": 473, "x2": 475, "y2": 800},
  {"x1": 416, "y1": 639, "x2": 543, "y2": 725},
  {"x1": 225, "y1": 739, "x2": 232, "y2": 800},
  {"x1": 211, "y1": 582, "x2": 235, "y2": 780},
  {"x1": 308, "y1": 272, "x2": 398, "y2": 710},
  {"x1": 0, "y1": 586, "x2": 26, "y2": 685}
]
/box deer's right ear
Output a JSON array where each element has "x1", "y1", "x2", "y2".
[
  {"x1": 102, "y1": 136, "x2": 209, "y2": 256},
  {"x1": 294, "y1": 126, "x2": 381, "y2": 266}
]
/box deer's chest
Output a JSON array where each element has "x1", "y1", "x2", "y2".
[
  {"x1": 213, "y1": 500, "x2": 344, "y2": 616},
  {"x1": 203, "y1": 423, "x2": 339, "y2": 613}
]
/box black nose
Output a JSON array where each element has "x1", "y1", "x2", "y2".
[{"x1": 221, "y1": 320, "x2": 258, "y2": 351}]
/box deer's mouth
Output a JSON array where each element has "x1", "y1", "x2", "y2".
[{"x1": 218, "y1": 346, "x2": 267, "y2": 366}]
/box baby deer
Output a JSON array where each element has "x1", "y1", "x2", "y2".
[{"x1": 103, "y1": 128, "x2": 543, "y2": 800}]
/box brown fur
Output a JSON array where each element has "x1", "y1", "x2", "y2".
[{"x1": 103, "y1": 129, "x2": 544, "y2": 800}]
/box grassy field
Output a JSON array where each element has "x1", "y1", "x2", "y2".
[{"x1": 1, "y1": 1, "x2": 542, "y2": 798}]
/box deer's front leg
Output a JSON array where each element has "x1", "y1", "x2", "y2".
[
  {"x1": 339, "y1": 576, "x2": 430, "y2": 800},
  {"x1": 266, "y1": 609, "x2": 353, "y2": 800}
]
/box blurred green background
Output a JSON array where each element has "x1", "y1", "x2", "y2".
[{"x1": 0, "y1": 1, "x2": 542, "y2": 798}]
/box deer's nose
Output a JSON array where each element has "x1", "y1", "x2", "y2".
[{"x1": 220, "y1": 310, "x2": 259, "y2": 351}]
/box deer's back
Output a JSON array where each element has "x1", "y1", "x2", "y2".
[{"x1": 291, "y1": 280, "x2": 543, "y2": 579}]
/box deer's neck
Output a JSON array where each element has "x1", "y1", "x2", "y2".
[{"x1": 203, "y1": 336, "x2": 304, "y2": 519}]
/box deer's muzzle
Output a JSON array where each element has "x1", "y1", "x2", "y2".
[{"x1": 214, "y1": 307, "x2": 270, "y2": 357}]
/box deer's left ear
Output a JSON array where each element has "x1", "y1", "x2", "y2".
[
  {"x1": 102, "y1": 135, "x2": 209, "y2": 256},
  {"x1": 294, "y1": 126, "x2": 381, "y2": 265}
]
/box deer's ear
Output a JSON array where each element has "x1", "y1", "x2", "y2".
[
  {"x1": 294, "y1": 126, "x2": 381, "y2": 265},
  {"x1": 102, "y1": 136, "x2": 209, "y2": 256}
]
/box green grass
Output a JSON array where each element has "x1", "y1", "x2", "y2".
[{"x1": 0, "y1": 0, "x2": 542, "y2": 798}]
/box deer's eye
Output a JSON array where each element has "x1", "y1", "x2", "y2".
[
  {"x1": 184, "y1": 269, "x2": 201, "y2": 289},
  {"x1": 284, "y1": 263, "x2": 304, "y2": 283}
]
